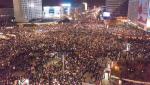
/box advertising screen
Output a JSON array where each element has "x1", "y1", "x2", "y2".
[
  {"x1": 43, "y1": 6, "x2": 61, "y2": 18},
  {"x1": 103, "y1": 12, "x2": 111, "y2": 17}
]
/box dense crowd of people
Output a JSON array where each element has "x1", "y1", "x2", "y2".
[{"x1": 0, "y1": 14, "x2": 150, "y2": 85}]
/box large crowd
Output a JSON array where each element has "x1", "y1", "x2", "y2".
[
  {"x1": 0, "y1": 15, "x2": 15, "y2": 28},
  {"x1": 0, "y1": 14, "x2": 150, "y2": 85}
]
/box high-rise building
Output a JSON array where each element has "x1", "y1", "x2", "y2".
[
  {"x1": 13, "y1": 0, "x2": 42, "y2": 22},
  {"x1": 128, "y1": 0, "x2": 150, "y2": 31},
  {"x1": 128, "y1": 0, "x2": 138, "y2": 23},
  {"x1": 105, "y1": 0, "x2": 129, "y2": 17}
]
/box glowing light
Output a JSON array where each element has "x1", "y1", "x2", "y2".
[
  {"x1": 104, "y1": 72, "x2": 109, "y2": 80},
  {"x1": 103, "y1": 12, "x2": 111, "y2": 17},
  {"x1": 61, "y1": 3, "x2": 71, "y2": 7},
  {"x1": 119, "y1": 80, "x2": 122, "y2": 85},
  {"x1": 147, "y1": 18, "x2": 150, "y2": 27},
  {"x1": 83, "y1": 2, "x2": 88, "y2": 10},
  {"x1": 43, "y1": 6, "x2": 61, "y2": 18},
  {"x1": 114, "y1": 65, "x2": 119, "y2": 71},
  {"x1": 29, "y1": 3, "x2": 34, "y2": 8}
]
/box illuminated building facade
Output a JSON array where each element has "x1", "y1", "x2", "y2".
[
  {"x1": 43, "y1": 6, "x2": 62, "y2": 19},
  {"x1": 105, "y1": 0, "x2": 129, "y2": 17},
  {"x1": 128, "y1": 0, "x2": 150, "y2": 31},
  {"x1": 128, "y1": 0, "x2": 138, "y2": 23},
  {"x1": 13, "y1": 0, "x2": 42, "y2": 22},
  {"x1": 43, "y1": 3, "x2": 71, "y2": 19}
]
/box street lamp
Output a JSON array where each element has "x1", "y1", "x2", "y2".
[{"x1": 62, "y1": 54, "x2": 65, "y2": 80}]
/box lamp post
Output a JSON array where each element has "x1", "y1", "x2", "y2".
[
  {"x1": 60, "y1": 52, "x2": 67, "y2": 84},
  {"x1": 62, "y1": 54, "x2": 65, "y2": 84}
]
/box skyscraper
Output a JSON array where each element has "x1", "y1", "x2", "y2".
[
  {"x1": 105, "y1": 0, "x2": 129, "y2": 17},
  {"x1": 128, "y1": 0, "x2": 138, "y2": 23},
  {"x1": 13, "y1": 0, "x2": 42, "y2": 22}
]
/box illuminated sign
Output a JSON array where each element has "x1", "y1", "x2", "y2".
[
  {"x1": 103, "y1": 12, "x2": 111, "y2": 17},
  {"x1": 43, "y1": 6, "x2": 61, "y2": 18},
  {"x1": 61, "y1": 3, "x2": 71, "y2": 15}
]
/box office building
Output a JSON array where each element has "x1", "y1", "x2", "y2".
[
  {"x1": 128, "y1": 0, "x2": 150, "y2": 31},
  {"x1": 128, "y1": 0, "x2": 138, "y2": 23},
  {"x1": 13, "y1": 0, "x2": 42, "y2": 22},
  {"x1": 105, "y1": 0, "x2": 129, "y2": 17}
]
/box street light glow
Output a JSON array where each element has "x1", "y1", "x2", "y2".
[{"x1": 114, "y1": 65, "x2": 120, "y2": 71}]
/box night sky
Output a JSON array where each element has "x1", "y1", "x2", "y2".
[{"x1": 0, "y1": 0, "x2": 105, "y2": 8}]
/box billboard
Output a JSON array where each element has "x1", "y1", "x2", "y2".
[
  {"x1": 61, "y1": 3, "x2": 71, "y2": 15},
  {"x1": 103, "y1": 12, "x2": 111, "y2": 17},
  {"x1": 43, "y1": 6, "x2": 62, "y2": 18},
  {"x1": 137, "y1": 0, "x2": 149, "y2": 25}
]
